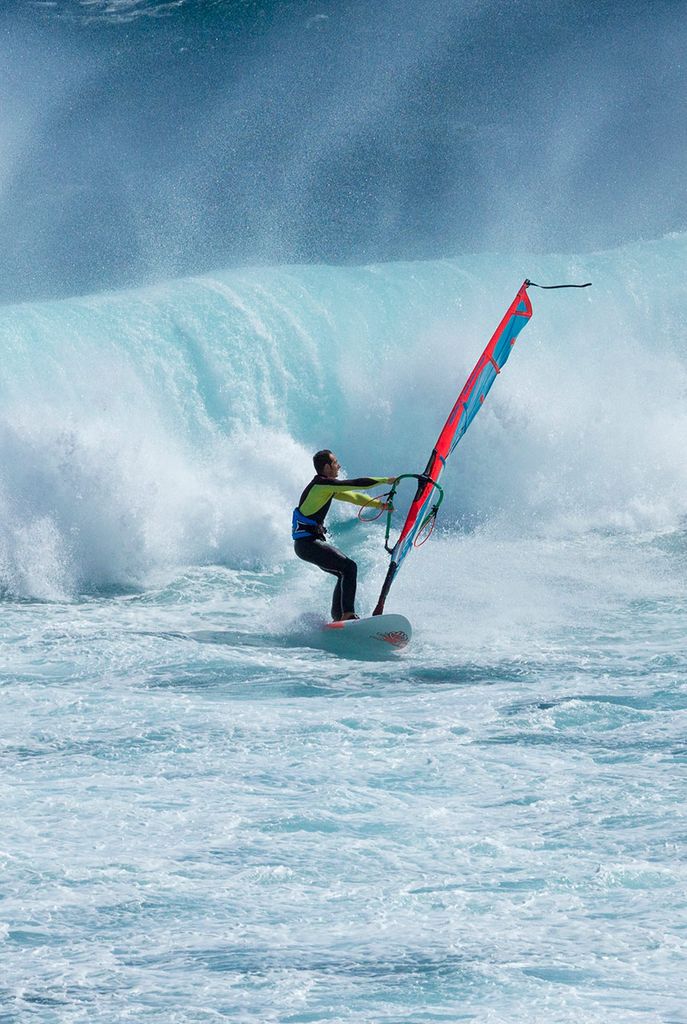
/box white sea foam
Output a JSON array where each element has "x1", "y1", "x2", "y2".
[{"x1": 0, "y1": 237, "x2": 685, "y2": 599}]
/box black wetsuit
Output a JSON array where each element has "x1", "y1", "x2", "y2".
[{"x1": 293, "y1": 475, "x2": 386, "y2": 620}]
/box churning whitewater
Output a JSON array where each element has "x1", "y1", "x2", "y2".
[
  {"x1": 2, "y1": 236, "x2": 687, "y2": 600},
  {"x1": 1, "y1": 238, "x2": 687, "y2": 1022}
]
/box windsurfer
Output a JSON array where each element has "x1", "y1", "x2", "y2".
[{"x1": 293, "y1": 450, "x2": 396, "y2": 621}]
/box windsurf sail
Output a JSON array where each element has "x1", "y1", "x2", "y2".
[{"x1": 373, "y1": 279, "x2": 534, "y2": 616}]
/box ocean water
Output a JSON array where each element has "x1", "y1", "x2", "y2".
[{"x1": 1, "y1": 238, "x2": 687, "y2": 1022}]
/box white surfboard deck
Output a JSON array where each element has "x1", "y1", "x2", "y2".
[{"x1": 321, "y1": 613, "x2": 412, "y2": 650}]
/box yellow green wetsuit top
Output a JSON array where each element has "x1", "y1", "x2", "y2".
[{"x1": 293, "y1": 475, "x2": 387, "y2": 540}]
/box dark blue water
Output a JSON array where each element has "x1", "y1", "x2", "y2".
[{"x1": 1, "y1": 0, "x2": 685, "y2": 302}]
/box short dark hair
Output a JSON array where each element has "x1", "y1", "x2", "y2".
[{"x1": 313, "y1": 449, "x2": 334, "y2": 474}]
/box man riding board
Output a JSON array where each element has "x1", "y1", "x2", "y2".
[{"x1": 293, "y1": 450, "x2": 396, "y2": 621}]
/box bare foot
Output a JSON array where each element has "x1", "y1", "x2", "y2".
[{"x1": 341, "y1": 612, "x2": 360, "y2": 621}]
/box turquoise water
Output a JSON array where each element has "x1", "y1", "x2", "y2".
[{"x1": 2, "y1": 240, "x2": 687, "y2": 1022}]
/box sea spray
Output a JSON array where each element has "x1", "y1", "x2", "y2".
[{"x1": 1, "y1": 236, "x2": 686, "y2": 598}]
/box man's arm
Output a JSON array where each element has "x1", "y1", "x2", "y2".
[
  {"x1": 331, "y1": 476, "x2": 396, "y2": 509},
  {"x1": 333, "y1": 489, "x2": 386, "y2": 509},
  {"x1": 300, "y1": 477, "x2": 397, "y2": 516},
  {"x1": 327, "y1": 476, "x2": 391, "y2": 488}
]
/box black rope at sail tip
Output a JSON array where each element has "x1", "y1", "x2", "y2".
[{"x1": 525, "y1": 279, "x2": 592, "y2": 289}]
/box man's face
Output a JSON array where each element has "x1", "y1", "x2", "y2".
[{"x1": 325, "y1": 454, "x2": 341, "y2": 478}]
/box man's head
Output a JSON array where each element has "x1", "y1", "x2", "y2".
[{"x1": 313, "y1": 449, "x2": 340, "y2": 479}]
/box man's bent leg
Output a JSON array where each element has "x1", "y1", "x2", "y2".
[
  {"x1": 294, "y1": 540, "x2": 358, "y2": 619},
  {"x1": 339, "y1": 558, "x2": 357, "y2": 616}
]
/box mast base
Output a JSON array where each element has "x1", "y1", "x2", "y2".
[{"x1": 373, "y1": 560, "x2": 398, "y2": 616}]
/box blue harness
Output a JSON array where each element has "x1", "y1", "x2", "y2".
[{"x1": 292, "y1": 507, "x2": 322, "y2": 540}]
